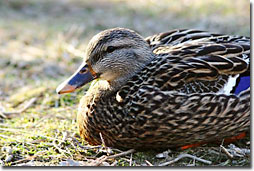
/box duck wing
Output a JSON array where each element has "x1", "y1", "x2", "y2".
[
  {"x1": 115, "y1": 84, "x2": 250, "y2": 149},
  {"x1": 145, "y1": 29, "x2": 215, "y2": 48},
  {"x1": 145, "y1": 29, "x2": 249, "y2": 51},
  {"x1": 142, "y1": 29, "x2": 250, "y2": 94}
]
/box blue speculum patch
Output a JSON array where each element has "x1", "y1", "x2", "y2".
[{"x1": 233, "y1": 76, "x2": 250, "y2": 95}]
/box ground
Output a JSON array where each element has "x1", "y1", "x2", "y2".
[{"x1": 0, "y1": 0, "x2": 250, "y2": 166}]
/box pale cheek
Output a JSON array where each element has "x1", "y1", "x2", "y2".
[{"x1": 100, "y1": 71, "x2": 118, "y2": 81}]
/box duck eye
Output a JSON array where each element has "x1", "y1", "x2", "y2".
[{"x1": 106, "y1": 46, "x2": 117, "y2": 53}]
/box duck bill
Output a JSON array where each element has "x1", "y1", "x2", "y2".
[{"x1": 56, "y1": 62, "x2": 97, "y2": 94}]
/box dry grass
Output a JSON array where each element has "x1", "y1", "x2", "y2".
[{"x1": 0, "y1": 0, "x2": 250, "y2": 166}]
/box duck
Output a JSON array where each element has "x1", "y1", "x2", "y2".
[{"x1": 56, "y1": 28, "x2": 250, "y2": 150}]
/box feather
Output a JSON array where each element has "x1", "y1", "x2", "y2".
[{"x1": 73, "y1": 28, "x2": 250, "y2": 150}]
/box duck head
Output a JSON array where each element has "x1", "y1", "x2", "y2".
[{"x1": 56, "y1": 28, "x2": 154, "y2": 94}]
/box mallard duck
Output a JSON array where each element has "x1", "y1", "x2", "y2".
[{"x1": 56, "y1": 28, "x2": 250, "y2": 150}]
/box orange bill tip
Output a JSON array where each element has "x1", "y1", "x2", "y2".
[{"x1": 56, "y1": 81, "x2": 76, "y2": 94}]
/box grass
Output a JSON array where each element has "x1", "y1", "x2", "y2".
[{"x1": 0, "y1": 0, "x2": 250, "y2": 166}]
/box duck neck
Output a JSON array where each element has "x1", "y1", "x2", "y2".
[
  {"x1": 82, "y1": 80, "x2": 112, "y2": 106},
  {"x1": 109, "y1": 52, "x2": 155, "y2": 91},
  {"x1": 83, "y1": 51, "x2": 154, "y2": 106}
]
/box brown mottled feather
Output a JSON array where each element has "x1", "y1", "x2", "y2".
[{"x1": 76, "y1": 28, "x2": 250, "y2": 150}]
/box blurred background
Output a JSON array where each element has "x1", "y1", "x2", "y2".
[{"x1": 0, "y1": 0, "x2": 250, "y2": 166}]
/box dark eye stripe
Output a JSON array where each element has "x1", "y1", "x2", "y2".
[
  {"x1": 91, "y1": 45, "x2": 131, "y2": 64},
  {"x1": 105, "y1": 45, "x2": 132, "y2": 53},
  {"x1": 91, "y1": 54, "x2": 101, "y2": 64}
]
